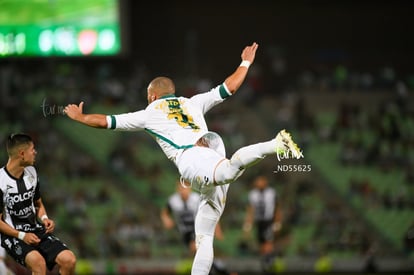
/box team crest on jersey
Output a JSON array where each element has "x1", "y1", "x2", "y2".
[
  {"x1": 26, "y1": 173, "x2": 35, "y2": 185},
  {"x1": 5, "y1": 196, "x2": 13, "y2": 209}
]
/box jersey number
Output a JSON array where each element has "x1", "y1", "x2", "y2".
[{"x1": 166, "y1": 99, "x2": 200, "y2": 130}]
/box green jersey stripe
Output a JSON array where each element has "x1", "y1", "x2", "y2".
[
  {"x1": 219, "y1": 84, "x2": 231, "y2": 99},
  {"x1": 145, "y1": 128, "x2": 194, "y2": 149},
  {"x1": 109, "y1": 115, "x2": 116, "y2": 129}
]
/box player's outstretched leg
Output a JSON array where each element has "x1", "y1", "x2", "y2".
[{"x1": 214, "y1": 129, "x2": 302, "y2": 185}]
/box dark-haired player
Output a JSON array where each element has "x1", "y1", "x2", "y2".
[{"x1": 0, "y1": 133, "x2": 76, "y2": 275}]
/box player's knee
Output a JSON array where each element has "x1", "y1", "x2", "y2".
[
  {"x1": 26, "y1": 251, "x2": 47, "y2": 273},
  {"x1": 214, "y1": 160, "x2": 244, "y2": 185},
  {"x1": 56, "y1": 250, "x2": 77, "y2": 271}
]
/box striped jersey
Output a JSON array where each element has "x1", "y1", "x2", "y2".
[
  {"x1": 106, "y1": 83, "x2": 231, "y2": 163},
  {"x1": 0, "y1": 166, "x2": 44, "y2": 232},
  {"x1": 166, "y1": 192, "x2": 200, "y2": 235},
  {"x1": 248, "y1": 187, "x2": 277, "y2": 222}
]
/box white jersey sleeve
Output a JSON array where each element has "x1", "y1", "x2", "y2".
[
  {"x1": 106, "y1": 110, "x2": 147, "y2": 131},
  {"x1": 189, "y1": 83, "x2": 231, "y2": 114}
]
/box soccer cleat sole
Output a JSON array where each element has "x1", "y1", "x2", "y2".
[{"x1": 277, "y1": 129, "x2": 303, "y2": 159}]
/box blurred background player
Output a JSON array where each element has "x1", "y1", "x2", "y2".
[
  {"x1": 0, "y1": 133, "x2": 77, "y2": 275},
  {"x1": 161, "y1": 180, "x2": 236, "y2": 275},
  {"x1": 243, "y1": 175, "x2": 282, "y2": 271},
  {"x1": 161, "y1": 180, "x2": 202, "y2": 256}
]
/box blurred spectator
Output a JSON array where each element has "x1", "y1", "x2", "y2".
[{"x1": 116, "y1": 209, "x2": 153, "y2": 257}]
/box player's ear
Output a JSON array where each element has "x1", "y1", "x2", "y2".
[{"x1": 18, "y1": 147, "x2": 26, "y2": 159}]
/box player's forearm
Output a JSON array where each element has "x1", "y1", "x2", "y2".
[
  {"x1": 224, "y1": 66, "x2": 249, "y2": 94},
  {"x1": 0, "y1": 219, "x2": 20, "y2": 238},
  {"x1": 225, "y1": 42, "x2": 258, "y2": 94},
  {"x1": 35, "y1": 199, "x2": 47, "y2": 218},
  {"x1": 74, "y1": 114, "x2": 108, "y2": 128}
]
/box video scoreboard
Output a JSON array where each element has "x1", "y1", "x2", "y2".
[{"x1": 0, "y1": 0, "x2": 122, "y2": 57}]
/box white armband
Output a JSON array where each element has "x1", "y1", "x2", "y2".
[
  {"x1": 240, "y1": 60, "x2": 251, "y2": 68},
  {"x1": 18, "y1": 231, "x2": 26, "y2": 240}
]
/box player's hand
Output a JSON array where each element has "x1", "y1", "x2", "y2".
[
  {"x1": 215, "y1": 229, "x2": 224, "y2": 241},
  {"x1": 163, "y1": 217, "x2": 175, "y2": 230},
  {"x1": 272, "y1": 221, "x2": 282, "y2": 232},
  {"x1": 23, "y1": 232, "x2": 41, "y2": 245},
  {"x1": 241, "y1": 42, "x2": 259, "y2": 64},
  {"x1": 64, "y1": 102, "x2": 84, "y2": 121},
  {"x1": 43, "y1": 218, "x2": 55, "y2": 233}
]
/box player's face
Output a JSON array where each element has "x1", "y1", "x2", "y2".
[
  {"x1": 254, "y1": 176, "x2": 268, "y2": 190},
  {"x1": 20, "y1": 142, "x2": 37, "y2": 166}
]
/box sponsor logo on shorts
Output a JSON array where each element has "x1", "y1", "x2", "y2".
[{"x1": 15, "y1": 245, "x2": 22, "y2": 255}]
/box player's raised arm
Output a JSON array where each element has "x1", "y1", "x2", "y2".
[
  {"x1": 64, "y1": 101, "x2": 108, "y2": 128},
  {"x1": 224, "y1": 42, "x2": 259, "y2": 94}
]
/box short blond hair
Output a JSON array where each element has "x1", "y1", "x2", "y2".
[{"x1": 148, "y1": 76, "x2": 175, "y2": 96}]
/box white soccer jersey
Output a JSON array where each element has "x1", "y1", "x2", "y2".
[
  {"x1": 0, "y1": 166, "x2": 43, "y2": 232},
  {"x1": 248, "y1": 187, "x2": 277, "y2": 222},
  {"x1": 106, "y1": 83, "x2": 231, "y2": 163}
]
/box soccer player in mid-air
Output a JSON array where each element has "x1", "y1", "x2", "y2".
[{"x1": 64, "y1": 42, "x2": 302, "y2": 275}]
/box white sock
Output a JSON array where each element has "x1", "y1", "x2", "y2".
[
  {"x1": 230, "y1": 140, "x2": 275, "y2": 168},
  {"x1": 192, "y1": 234, "x2": 214, "y2": 275}
]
